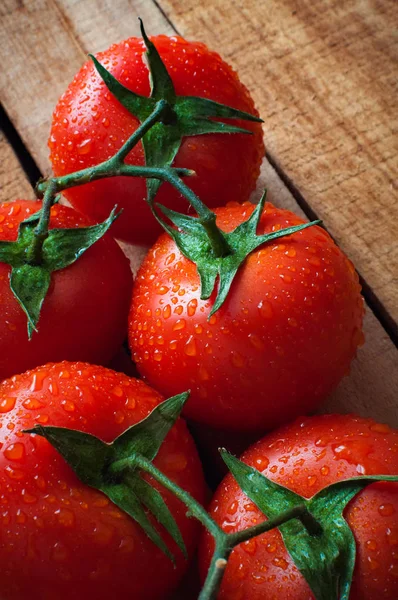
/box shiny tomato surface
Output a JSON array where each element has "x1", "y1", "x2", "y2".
[
  {"x1": 49, "y1": 35, "x2": 264, "y2": 243},
  {"x1": 0, "y1": 201, "x2": 132, "y2": 381},
  {"x1": 200, "y1": 414, "x2": 398, "y2": 599},
  {"x1": 129, "y1": 201, "x2": 364, "y2": 432},
  {"x1": 0, "y1": 362, "x2": 206, "y2": 599}
]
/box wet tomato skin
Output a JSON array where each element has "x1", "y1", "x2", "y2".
[
  {"x1": 129, "y1": 201, "x2": 364, "y2": 432},
  {"x1": 49, "y1": 35, "x2": 264, "y2": 244},
  {"x1": 199, "y1": 414, "x2": 398, "y2": 599},
  {"x1": 0, "y1": 362, "x2": 206, "y2": 600},
  {"x1": 0, "y1": 201, "x2": 132, "y2": 381}
]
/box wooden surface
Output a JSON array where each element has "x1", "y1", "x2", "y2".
[{"x1": 0, "y1": 0, "x2": 397, "y2": 425}]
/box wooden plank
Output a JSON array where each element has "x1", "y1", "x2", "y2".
[
  {"x1": 258, "y1": 160, "x2": 398, "y2": 426},
  {"x1": 157, "y1": 0, "x2": 398, "y2": 324},
  {"x1": 0, "y1": 0, "x2": 172, "y2": 172},
  {"x1": 0, "y1": 0, "x2": 396, "y2": 426},
  {"x1": 0, "y1": 132, "x2": 34, "y2": 202}
]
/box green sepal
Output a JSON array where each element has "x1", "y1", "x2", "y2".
[
  {"x1": 10, "y1": 265, "x2": 51, "y2": 338},
  {"x1": 24, "y1": 392, "x2": 190, "y2": 560},
  {"x1": 222, "y1": 450, "x2": 398, "y2": 600},
  {"x1": 156, "y1": 193, "x2": 321, "y2": 315},
  {"x1": 91, "y1": 20, "x2": 262, "y2": 202},
  {"x1": 0, "y1": 207, "x2": 119, "y2": 338}
]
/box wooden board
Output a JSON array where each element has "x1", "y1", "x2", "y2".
[
  {"x1": 158, "y1": 0, "x2": 398, "y2": 324},
  {"x1": 0, "y1": 0, "x2": 397, "y2": 427},
  {"x1": 0, "y1": 132, "x2": 34, "y2": 202}
]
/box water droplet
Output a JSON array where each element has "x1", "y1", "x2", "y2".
[
  {"x1": 288, "y1": 317, "x2": 298, "y2": 327},
  {"x1": 255, "y1": 456, "x2": 270, "y2": 470},
  {"x1": 307, "y1": 475, "x2": 317, "y2": 487},
  {"x1": 22, "y1": 489, "x2": 38, "y2": 504},
  {"x1": 366, "y1": 539, "x2": 378, "y2": 551},
  {"x1": 165, "y1": 253, "x2": 175, "y2": 266},
  {"x1": 77, "y1": 138, "x2": 92, "y2": 155},
  {"x1": 187, "y1": 299, "x2": 198, "y2": 317},
  {"x1": 199, "y1": 366, "x2": 209, "y2": 381},
  {"x1": 112, "y1": 386, "x2": 123, "y2": 398},
  {"x1": 56, "y1": 508, "x2": 75, "y2": 527},
  {"x1": 258, "y1": 300, "x2": 273, "y2": 319},
  {"x1": 320, "y1": 465, "x2": 329, "y2": 476},
  {"x1": 4, "y1": 442, "x2": 25, "y2": 461},
  {"x1": 16, "y1": 509, "x2": 27, "y2": 523},
  {"x1": 273, "y1": 557, "x2": 289, "y2": 570},
  {"x1": 370, "y1": 422, "x2": 391, "y2": 434},
  {"x1": 231, "y1": 352, "x2": 245, "y2": 368},
  {"x1": 5, "y1": 465, "x2": 24, "y2": 480},
  {"x1": 249, "y1": 333, "x2": 265, "y2": 351},
  {"x1": 367, "y1": 556, "x2": 380, "y2": 571},
  {"x1": 266, "y1": 542, "x2": 277, "y2": 553},
  {"x1": 173, "y1": 319, "x2": 186, "y2": 331},
  {"x1": 0, "y1": 397, "x2": 16, "y2": 413},
  {"x1": 61, "y1": 400, "x2": 76, "y2": 413},
  {"x1": 157, "y1": 285, "x2": 169, "y2": 295},
  {"x1": 184, "y1": 336, "x2": 197, "y2": 356},
  {"x1": 379, "y1": 504, "x2": 395, "y2": 517},
  {"x1": 22, "y1": 397, "x2": 44, "y2": 410},
  {"x1": 153, "y1": 350, "x2": 163, "y2": 362},
  {"x1": 243, "y1": 539, "x2": 257, "y2": 555},
  {"x1": 286, "y1": 248, "x2": 296, "y2": 257},
  {"x1": 163, "y1": 305, "x2": 171, "y2": 319}
]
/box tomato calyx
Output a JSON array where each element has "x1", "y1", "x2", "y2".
[
  {"x1": 91, "y1": 19, "x2": 263, "y2": 203},
  {"x1": 155, "y1": 191, "x2": 321, "y2": 315},
  {"x1": 222, "y1": 449, "x2": 398, "y2": 600},
  {"x1": 24, "y1": 392, "x2": 190, "y2": 561},
  {"x1": 0, "y1": 197, "x2": 119, "y2": 338}
]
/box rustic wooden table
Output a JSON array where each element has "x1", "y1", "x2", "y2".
[{"x1": 0, "y1": 0, "x2": 397, "y2": 425}]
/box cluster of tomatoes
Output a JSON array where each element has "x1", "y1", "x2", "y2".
[{"x1": 0, "y1": 32, "x2": 397, "y2": 600}]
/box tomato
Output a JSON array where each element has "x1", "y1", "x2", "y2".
[
  {"x1": 0, "y1": 362, "x2": 206, "y2": 600},
  {"x1": 128, "y1": 201, "x2": 364, "y2": 432},
  {"x1": 0, "y1": 201, "x2": 132, "y2": 381},
  {"x1": 199, "y1": 414, "x2": 398, "y2": 599},
  {"x1": 49, "y1": 35, "x2": 264, "y2": 244}
]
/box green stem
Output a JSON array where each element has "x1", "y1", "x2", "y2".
[
  {"x1": 111, "y1": 99, "x2": 169, "y2": 164},
  {"x1": 26, "y1": 179, "x2": 57, "y2": 265},
  {"x1": 112, "y1": 455, "x2": 222, "y2": 538},
  {"x1": 113, "y1": 455, "x2": 320, "y2": 600},
  {"x1": 164, "y1": 171, "x2": 231, "y2": 258},
  {"x1": 36, "y1": 99, "x2": 191, "y2": 198}
]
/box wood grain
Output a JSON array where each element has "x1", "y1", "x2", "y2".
[
  {"x1": 0, "y1": 0, "x2": 172, "y2": 173},
  {"x1": 0, "y1": 0, "x2": 397, "y2": 425},
  {"x1": 158, "y1": 0, "x2": 398, "y2": 323},
  {"x1": 0, "y1": 132, "x2": 34, "y2": 202}
]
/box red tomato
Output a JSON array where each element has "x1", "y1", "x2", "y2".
[
  {"x1": 49, "y1": 35, "x2": 264, "y2": 244},
  {"x1": 129, "y1": 201, "x2": 364, "y2": 432},
  {"x1": 0, "y1": 362, "x2": 206, "y2": 600},
  {"x1": 0, "y1": 201, "x2": 132, "y2": 381},
  {"x1": 199, "y1": 414, "x2": 398, "y2": 599}
]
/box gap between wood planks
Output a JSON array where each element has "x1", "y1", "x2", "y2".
[{"x1": 2, "y1": 98, "x2": 397, "y2": 349}]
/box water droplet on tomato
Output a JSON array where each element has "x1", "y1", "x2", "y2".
[
  {"x1": 173, "y1": 319, "x2": 186, "y2": 331},
  {"x1": 258, "y1": 300, "x2": 273, "y2": 319},
  {"x1": 22, "y1": 489, "x2": 38, "y2": 504},
  {"x1": 243, "y1": 539, "x2": 257, "y2": 555},
  {"x1": 378, "y1": 504, "x2": 395, "y2": 517},
  {"x1": 273, "y1": 557, "x2": 289, "y2": 570},
  {"x1": 187, "y1": 299, "x2": 198, "y2": 317},
  {"x1": 22, "y1": 397, "x2": 44, "y2": 410},
  {"x1": 255, "y1": 456, "x2": 270, "y2": 470},
  {"x1": 4, "y1": 442, "x2": 25, "y2": 461},
  {"x1": 184, "y1": 336, "x2": 197, "y2": 356},
  {"x1": 0, "y1": 397, "x2": 16, "y2": 413},
  {"x1": 56, "y1": 508, "x2": 75, "y2": 527},
  {"x1": 61, "y1": 400, "x2": 76, "y2": 413},
  {"x1": 249, "y1": 334, "x2": 265, "y2": 351}
]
